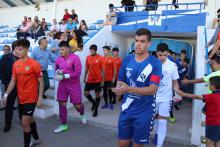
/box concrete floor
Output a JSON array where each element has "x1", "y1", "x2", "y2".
[{"x1": 0, "y1": 99, "x2": 194, "y2": 147}]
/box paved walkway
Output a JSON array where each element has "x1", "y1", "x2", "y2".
[{"x1": 0, "y1": 101, "x2": 195, "y2": 147}]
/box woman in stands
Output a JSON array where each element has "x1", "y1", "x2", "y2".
[
  {"x1": 31, "y1": 20, "x2": 45, "y2": 42},
  {"x1": 68, "y1": 30, "x2": 83, "y2": 52},
  {"x1": 78, "y1": 20, "x2": 88, "y2": 36},
  {"x1": 104, "y1": 3, "x2": 117, "y2": 25}
]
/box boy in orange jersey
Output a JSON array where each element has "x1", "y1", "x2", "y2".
[
  {"x1": 2, "y1": 39, "x2": 44, "y2": 147},
  {"x1": 84, "y1": 44, "x2": 104, "y2": 117},
  {"x1": 101, "y1": 45, "x2": 116, "y2": 110},
  {"x1": 112, "y1": 47, "x2": 122, "y2": 104}
]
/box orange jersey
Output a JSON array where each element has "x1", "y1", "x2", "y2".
[
  {"x1": 12, "y1": 58, "x2": 42, "y2": 104},
  {"x1": 102, "y1": 56, "x2": 115, "y2": 81},
  {"x1": 86, "y1": 54, "x2": 103, "y2": 83},
  {"x1": 113, "y1": 57, "x2": 122, "y2": 80}
]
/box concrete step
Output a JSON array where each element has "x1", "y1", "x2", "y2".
[{"x1": 34, "y1": 104, "x2": 55, "y2": 119}]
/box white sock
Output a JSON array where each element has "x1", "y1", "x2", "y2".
[
  {"x1": 157, "y1": 119, "x2": 167, "y2": 147},
  {"x1": 154, "y1": 119, "x2": 159, "y2": 134}
]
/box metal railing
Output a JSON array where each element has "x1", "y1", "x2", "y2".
[{"x1": 113, "y1": 2, "x2": 206, "y2": 28}]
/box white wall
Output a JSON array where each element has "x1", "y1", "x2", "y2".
[{"x1": 0, "y1": 0, "x2": 208, "y2": 27}]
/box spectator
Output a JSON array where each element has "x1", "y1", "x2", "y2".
[
  {"x1": 0, "y1": 41, "x2": 19, "y2": 133},
  {"x1": 63, "y1": 9, "x2": 71, "y2": 21},
  {"x1": 41, "y1": 18, "x2": 48, "y2": 31},
  {"x1": 66, "y1": 18, "x2": 77, "y2": 33},
  {"x1": 50, "y1": 19, "x2": 60, "y2": 34},
  {"x1": 69, "y1": 30, "x2": 83, "y2": 52},
  {"x1": 104, "y1": 4, "x2": 117, "y2": 25},
  {"x1": 70, "y1": 9, "x2": 78, "y2": 23},
  {"x1": 26, "y1": 17, "x2": 33, "y2": 29},
  {"x1": 31, "y1": 20, "x2": 45, "y2": 41},
  {"x1": 59, "y1": 19, "x2": 67, "y2": 33},
  {"x1": 23, "y1": 16, "x2": 27, "y2": 24},
  {"x1": 0, "y1": 45, "x2": 11, "y2": 60},
  {"x1": 172, "y1": 0, "x2": 179, "y2": 10},
  {"x1": 212, "y1": 8, "x2": 220, "y2": 29},
  {"x1": 34, "y1": 16, "x2": 40, "y2": 24},
  {"x1": 78, "y1": 20, "x2": 88, "y2": 36},
  {"x1": 144, "y1": 0, "x2": 160, "y2": 11},
  {"x1": 206, "y1": 8, "x2": 220, "y2": 48},
  {"x1": 121, "y1": 0, "x2": 136, "y2": 12},
  {"x1": 31, "y1": 37, "x2": 56, "y2": 99},
  {"x1": 16, "y1": 21, "x2": 30, "y2": 39}
]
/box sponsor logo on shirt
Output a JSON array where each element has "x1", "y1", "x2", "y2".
[
  {"x1": 126, "y1": 68, "x2": 132, "y2": 78},
  {"x1": 137, "y1": 64, "x2": 152, "y2": 82}
]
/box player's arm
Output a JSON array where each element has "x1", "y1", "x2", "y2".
[
  {"x1": 4, "y1": 77, "x2": 16, "y2": 98},
  {"x1": 182, "y1": 78, "x2": 204, "y2": 85},
  {"x1": 2, "y1": 77, "x2": 16, "y2": 106},
  {"x1": 181, "y1": 92, "x2": 203, "y2": 100},
  {"x1": 112, "y1": 62, "x2": 117, "y2": 83},
  {"x1": 84, "y1": 68, "x2": 88, "y2": 83},
  {"x1": 209, "y1": 39, "x2": 220, "y2": 59},
  {"x1": 38, "y1": 77, "x2": 44, "y2": 99},
  {"x1": 127, "y1": 83, "x2": 159, "y2": 95}
]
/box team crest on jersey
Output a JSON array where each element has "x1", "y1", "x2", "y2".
[
  {"x1": 126, "y1": 68, "x2": 132, "y2": 78},
  {"x1": 96, "y1": 60, "x2": 99, "y2": 63},
  {"x1": 40, "y1": 72, "x2": 43, "y2": 76},
  {"x1": 130, "y1": 79, "x2": 137, "y2": 87},
  {"x1": 137, "y1": 64, "x2": 152, "y2": 82},
  {"x1": 67, "y1": 60, "x2": 70, "y2": 64},
  {"x1": 25, "y1": 65, "x2": 30, "y2": 71}
]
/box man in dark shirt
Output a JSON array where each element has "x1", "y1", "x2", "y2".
[
  {"x1": 121, "y1": 0, "x2": 136, "y2": 12},
  {"x1": 70, "y1": 9, "x2": 78, "y2": 23},
  {"x1": 0, "y1": 40, "x2": 19, "y2": 132}
]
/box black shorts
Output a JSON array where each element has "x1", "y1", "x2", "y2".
[
  {"x1": 18, "y1": 103, "x2": 36, "y2": 119},
  {"x1": 84, "y1": 82, "x2": 101, "y2": 92},
  {"x1": 206, "y1": 125, "x2": 220, "y2": 142},
  {"x1": 104, "y1": 81, "x2": 113, "y2": 88}
]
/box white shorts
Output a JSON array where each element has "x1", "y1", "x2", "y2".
[{"x1": 155, "y1": 100, "x2": 172, "y2": 117}]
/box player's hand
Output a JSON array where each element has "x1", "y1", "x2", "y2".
[
  {"x1": 37, "y1": 97, "x2": 43, "y2": 108},
  {"x1": 112, "y1": 81, "x2": 128, "y2": 95},
  {"x1": 54, "y1": 75, "x2": 64, "y2": 81},
  {"x1": 1, "y1": 97, "x2": 7, "y2": 107},
  {"x1": 181, "y1": 78, "x2": 190, "y2": 85},
  {"x1": 101, "y1": 81, "x2": 104, "y2": 87}
]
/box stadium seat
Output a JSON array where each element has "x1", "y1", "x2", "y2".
[
  {"x1": 87, "y1": 31, "x2": 98, "y2": 37},
  {"x1": 96, "y1": 20, "x2": 104, "y2": 24},
  {"x1": 88, "y1": 25, "x2": 96, "y2": 30}
]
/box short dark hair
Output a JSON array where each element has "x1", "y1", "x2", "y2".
[
  {"x1": 16, "y1": 39, "x2": 30, "y2": 49},
  {"x1": 109, "y1": 3, "x2": 114, "y2": 8},
  {"x1": 169, "y1": 50, "x2": 173, "y2": 54},
  {"x1": 38, "y1": 37, "x2": 47, "y2": 45},
  {"x1": 209, "y1": 76, "x2": 220, "y2": 89},
  {"x1": 11, "y1": 40, "x2": 18, "y2": 51},
  {"x1": 183, "y1": 57, "x2": 190, "y2": 64},
  {"x1": 135, "y1": 28, "x2": 152, "y2": 41},
  {"x1": 156, "y1": 43, "x2": 169, "y2": 52},
  {"x1": 112, "y1": 47, "x2": 119, "y2": 52},
  {"x1": 103, "y1": 45, "x2": 110, "y2": 50},
  {"x1": 90, "y1": 44, "x2": 97, "y2": 51},
  {"x1": 181, "y1": 49, "x2": 187, "y2": 54},
  {"x1": 211, "y1": 53, "x2": 220, "y2": 64},
  {"x1": 59, "y1": 41, "x2": 70, "y2": 48},
  {"x1": 217, "y1": 8, "x2": 220, "y2": 13}
]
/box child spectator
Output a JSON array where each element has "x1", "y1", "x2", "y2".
[{"x1": 180, "y1": 76, "x2": 220, "y2": 147}]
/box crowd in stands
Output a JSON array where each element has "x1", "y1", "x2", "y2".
[{"x1": 15, "y1": 8, "x2": 88, "y2": 53}]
